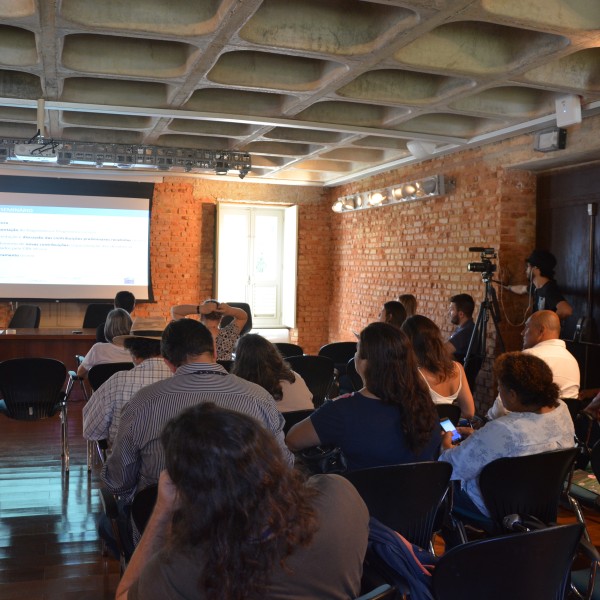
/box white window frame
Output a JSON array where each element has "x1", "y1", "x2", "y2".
[{"x1": 216, "y1": 203, "x2": 298, "y2": 329}]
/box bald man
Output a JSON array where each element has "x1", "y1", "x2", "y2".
[{"x1": 486, "y1": 310, "x2": 580, "y2": 420}]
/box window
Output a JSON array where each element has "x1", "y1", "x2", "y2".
[{"x1": 216, "y1": 203, "x2": 297, "y2": 328}]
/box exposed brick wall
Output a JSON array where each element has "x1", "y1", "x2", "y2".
[
  {"x1": 0, "y1": 133, "x2": 543, "y2": 416},
  {"x1": 326, "y1": 145, "x2": 537, "y2": 412}
]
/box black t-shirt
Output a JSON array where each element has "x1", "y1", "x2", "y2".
[
  {"x1": 533, "y1": 280, "x2": 565, "y2": 313},
  {"x1": 448, "y1": 319, "x2": 475, "y2": 364}
]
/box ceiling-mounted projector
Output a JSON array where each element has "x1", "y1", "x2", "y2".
[{"x1": 14, "y1": 143, "x2": 59, "y2": 163}]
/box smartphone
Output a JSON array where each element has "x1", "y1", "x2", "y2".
[{"x1": 440, "y1": 418, "x2": 461, "y2": 443}]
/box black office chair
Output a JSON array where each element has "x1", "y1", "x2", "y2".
[
  {"x1": 217, "y1": 359, "x2": 234, "y2": 372},
  {"x1": 282, "y1": 408, "x2": 314, "y2": 435},
  {"x1": 435, "y1": 404, "x2": 461, "y2": 426},
  {"x1": 86, "y1": 362, "x2": 134, "y2": 468},
  {"x1": 452, "y1": 447, "x2": 579, "y2": 543},
  {"x1": 219, "y1": 301, "x2": 253, "y2": 335},
  {"x1": 344, "y1": 462, "x2": 452, "y2": 552},
  {"x1": 355, "y1": 584, "x2": 397, "y2": 600},
  {"x1": 8, "y1": 304, "x2": 41, "y2": 328},
  {"x1": 131, "y1": 484, "x2": 158, "y2": 537},
  {"x1": 88, "y1": 362, "x2": 134, "y2": 392},
  {"x1": 82, "y1": 303, "x2": 113, "y2": 329},
  {"x1": 274, "y1": 342, "x2": 304, "y2": 358},
  {"x1": 432, "y1": 523, "x2": 583, "y2": 600},
  {"x1": 318, "y1": 341, "x2": 357, "y2": 376},
  {"x1": 0, "y1": 357, "x2": 69, "y2": 471},
  {"x1": 285, "y1": 355, "x2": 335, "y2": 408},
  {"x1": 344, "y1": 357, "x2": 363, "y2": 393}
]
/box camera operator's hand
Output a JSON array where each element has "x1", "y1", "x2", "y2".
[{"x1": 505, "y1": 284, "x2": 528, "y2": 295}]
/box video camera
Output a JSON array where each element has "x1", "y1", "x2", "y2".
[{"x1": 467, "y1": 247, "x2": 497, "y2": 280}]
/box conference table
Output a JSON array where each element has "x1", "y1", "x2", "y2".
[{"x1": 0, "y1": 328, "x2": 97, "y2": 369}]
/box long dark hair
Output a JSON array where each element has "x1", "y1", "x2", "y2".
[
  {"x1": 232, "y1": 334, "x2": 295, "y2": 401},
  {"x1": 358, "y1": 322, "x2": 437, "y2": 452},
  {"x1": 401, "y1": 315, "x2": 455, "y2": 379},
  {"x1": 162, "y1": 403, "x2": 319, "y2": 600}
]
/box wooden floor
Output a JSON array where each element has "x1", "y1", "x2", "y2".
[
  {"x1": 3, "y1": 396, "x2": 600, "y2": 599},
  {"x1": 0, "y1": 394, "x2": 120, "y2": 599}
]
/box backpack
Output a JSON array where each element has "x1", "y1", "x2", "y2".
[{"x1": 366, "y1": 517, "x2": 437, "y2": 600}]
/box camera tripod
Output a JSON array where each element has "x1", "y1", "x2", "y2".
[{"x1": 463, "y1": 275, "x2": 505, "y2": 380}]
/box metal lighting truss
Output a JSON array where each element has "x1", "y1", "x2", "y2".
[{"x1": 0, "y1": 138, "x2": 251, "y2": 177}]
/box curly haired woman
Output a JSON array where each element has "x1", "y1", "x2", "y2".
[
  {"x1": 439, "y1": 352, "x2": 574, "y2": 518},
  {"x1": 117, "y1": 403, "x2": 368, "y2": 600},
  {"x1": 286, "y1": 322, "x2": 441, "y2": 471}
]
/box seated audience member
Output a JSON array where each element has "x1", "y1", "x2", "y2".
[
  {"x1": 82, "y1": 318, "x2": 172, "y2": 451},
  {"x1": 77, "y1": 308, "x2": 132, "y2": 378},
  {"x1": 116, "y1": 404, "x2": 368, "y2": 600},
  {"x1": 96, "y1": 290, "x2": 136, "y2": 342},
  {"x1": 402, "y1": 315, "x2": 475, "y2": 419},
  {"x1": 439, "y1": 352, "x2": 574, "y2": 519},
  {"x1": 379, "y1": 300, "x2": 407, "y2": 328},
  {"x1": 170, "y1": 299, "x2": 248, "y2": 360},
  {"x1": 103, "y1": 318, "x2": 291, "y2": 512},
  {"x1": 398, "y1": 293, "x2": 417, "y2": 318},
  {"x1": 445, "y1": 293, "x2": 475, "y2": 364},
  {"x1": 232, "y1": 334, "x2": 313, "y2": 412},
  {"x1": 486, "y1": 310, "x2": 580, "y2": 420},
  {"x1": 286, "y1": 322, "x2": 441, "y2": 471}
]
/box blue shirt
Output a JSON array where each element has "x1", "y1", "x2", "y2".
[{"x1": 311, "y1": 392, "x2": 441, "y2": 471}]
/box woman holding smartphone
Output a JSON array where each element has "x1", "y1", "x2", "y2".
[{"x1": 439, "y1": 352, "x2": 574, "y2": 519}]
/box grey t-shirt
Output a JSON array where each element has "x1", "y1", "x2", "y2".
[{"x1": 129, "y1": 474, "x2": 369, "y2": 600}]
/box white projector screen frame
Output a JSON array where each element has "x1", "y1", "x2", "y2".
[{"x1": 0, "y1": 191, "x2": 152, "y2": 301}]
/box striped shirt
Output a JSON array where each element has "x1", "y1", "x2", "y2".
[
  {"x1": 102, "y1": 362, "x2": 291, "y2": 503},
  {"x1": 82, "y1": 357, "x2": 173, "y2": 448}
]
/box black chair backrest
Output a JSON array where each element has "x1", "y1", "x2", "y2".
[
  {"x1": 219, "y1": 302, "x2": 252, "y2": 335},
  {"x1": 283, "y1": 409, "x2": 314, "y2": 435},
  {"x1": 274, "y1": 342, "x2": 304, "y2": 358},
  {"x1": 432, "y1": 523, "x2": 583, "y2": 600},
  {"x1": 82, "y1": 303, "x2": 113, "y2": 329},
  {"x1": 131, "y1": 484, "x2": 158, "y2": 536},
  {"x1": 87, "y1": 362, "x2": 134, "y2": 392},
  {"x1": 345, "y1": 357, "x2": 363, "y2": 392},
  {"x1": 344, "y1": 462, "x2": 452, "y2": 549},
  {"x1": 435, "y1": 404, "x2": 461, "y2": 426},
  {"x1": 217, "y1": 359, "x2": 234, "y2": 372},
  {"x1": 8, "y1": 304, "x2": 41, "y2": 328},
  {"x1": 589, "y1": 439, "x2": 600, "y2": 484},
  {"x1": 318, "y1": 342, "x2": 357, "y2": 375},
  {"x1": 479, "y1": 447, "x2": 578, "y2": 526},
  {"x1": 285, "y1": 355, "x2": 335, "y2": 408},
  {"x1": 0, "y1": 358, "x2": 66, "y2": 420}
]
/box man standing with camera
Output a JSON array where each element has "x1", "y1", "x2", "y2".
[{"x1": 506, "y1": 249, "x2": 573, "y2": 320}]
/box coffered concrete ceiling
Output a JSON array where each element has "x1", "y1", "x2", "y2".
[{"x1": 0, "y1": 0, "x2": 599, "y2": 185}]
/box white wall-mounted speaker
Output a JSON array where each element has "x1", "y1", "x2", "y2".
[{"x1": 555, "y1": 94, "x2": 581, "y2": 127}]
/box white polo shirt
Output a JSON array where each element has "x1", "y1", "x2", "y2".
[{"x1": 486, "y1": 338, "x2": 580, "y2": 420}]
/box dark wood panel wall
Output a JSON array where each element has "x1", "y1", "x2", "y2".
[{"x1": 537, "y1": 163, "x2": 600, "y2": 389}]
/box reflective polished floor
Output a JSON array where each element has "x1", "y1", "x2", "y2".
[
  {"x1": 3, "y1": 394, "x2": 600, "y2": 600},
  {"x1": 0, "y1": 395, "x2": 120, "y2": 599}
]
